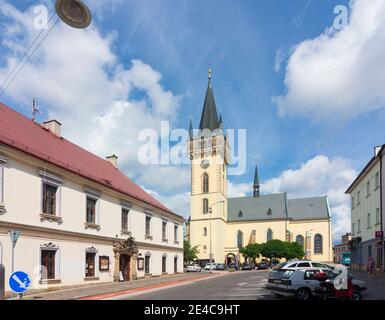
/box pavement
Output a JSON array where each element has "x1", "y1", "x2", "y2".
[{"x1": 21, "y1": 271, "x2": 228, "y2": 300}]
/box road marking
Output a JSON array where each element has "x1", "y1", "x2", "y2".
[{"x1": 238, "y1": 282, "x2": 248, "y2": 286}]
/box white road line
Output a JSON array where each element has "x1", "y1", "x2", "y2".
[{"x1": 237, "y1": 282, "x2": 248, "y2": 286}]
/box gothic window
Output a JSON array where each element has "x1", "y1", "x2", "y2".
[
  {"x1": 238, "y1": 211, "x2": 243, "y2": 218},
  {"x1": 237, "y1": 230, "x2": 243, "y2": 248},
  {"x1": 267, "y1": 208, "x2": 272, "y2": 216},
  {"x1": 267, "y1": 228, "x2": 273, "y2": 242},
  {"x1": 203, "y1": 227, "x2": 207, "y2": 236},
  {"x1": 203, "y1": 198, "x2": 209, "y2": 214},
  {"x1": 203, "y1": 173, "x2": 209, "y2": 193},
  {"x1": 314, "y1": 234, "x2": 323, "y2": 254},
  {"x1": 296, "y1": 235, "x2": 304, "y2": 248}
]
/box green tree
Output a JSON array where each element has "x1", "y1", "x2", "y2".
[
  {"x1": 260, "y1": 240, "x2": 287, "y2": 261},
  {"x1": 240, "y1": 243, "x2": 261, "y2": 263},
  {"x1": 283, "y1": 242, "x2": 305, "y2": 260},
  {"x1": 184, "y1": 240, "x2": 199, "y2": 265}
]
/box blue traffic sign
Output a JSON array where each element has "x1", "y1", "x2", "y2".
[{"x1": 8, "y1": 271, "x2": 31, "y2": 294}]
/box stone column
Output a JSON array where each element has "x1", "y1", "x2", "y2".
[
  {"x1": 130, "y1": 254, "x2": 137, "y2": 280},
  {"x1": 113, "y1": 252, "x2": 120, "y2": 282}
]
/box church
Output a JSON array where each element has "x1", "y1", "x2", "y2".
[{"x1": 186, "y1": 72, "x2": 333, "y2": 266}]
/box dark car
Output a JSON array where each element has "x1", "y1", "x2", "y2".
[
  {"x1": 257, "y1": 262, "x2": 268, "y2": 270},
  {"x1": 216, "y1": 263, "x2": 226, "y2": 270},
  {"x1": 227, "y1": 262, "x2": 239, "y2": 271},
  {"x1": 241, "y1": 262, "x2": 253, "y2": 270}
]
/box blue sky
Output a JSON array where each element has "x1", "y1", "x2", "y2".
[{"x1": 1, "y1": 0, "x2": 385, "y2": 240}]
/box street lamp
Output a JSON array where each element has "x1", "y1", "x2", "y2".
[
  {"x1": 208, "y1": 200, "x2": 224, "y2": 273},
  {"x1": 55, "y1": 0, "x2": 92, "y2": 29}
]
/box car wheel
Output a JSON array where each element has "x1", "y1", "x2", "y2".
[
  {"x1": 351, "y1": 291, "x2": 361, "y2": 301},
  {"x1": 295, "y1": 288, "x2": 311, "y2": 301}
]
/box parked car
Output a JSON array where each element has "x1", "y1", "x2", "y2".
[
  {"x1": 215, "y1": 263, "x2": 226, "y2": 270},
  {"x1": 267, "y1": 268, "x2": 331, "y2": 301},
  {"x1": 241, "y1": 262, "x2": 253, "y2": 270},
  {"x1": 204, "y1": 263, "x2": 217, "y2": 271},
  {"x1": 257, "y1": 262, "x2": 268, "y2": 270},
  {"x1": 187, "y1": 264, "x2": 202, "y2": 272},
  {"x1": 227, "y1": 262, "x2": 239, "y2": 271},
  {"x1": 272, "y1": 260, "x2": 331, "y2": 272}
]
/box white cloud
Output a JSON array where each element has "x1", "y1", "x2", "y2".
[
  {"x1": 228, "y1": 181, "x2": 251, "y2": 198},
  {"x1": 0, "y1": 1, "x2": 188, "y2": 213},
  {"x1": 262, "y1": 155, "x2": 357, "y2": 241},
  {"x1": 274, "y1": 0, "x2": 385, "y2": 120}
]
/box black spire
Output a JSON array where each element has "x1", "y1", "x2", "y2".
[
  {"x1": 189, "y1": 118, "x2": 193, "y2": 139},
  {"x1": 253, "y1": 165, "x2": 260, "y2": 198},
  {"x1": 199, "y1": 69, "x2": 220, "y2": 131}
]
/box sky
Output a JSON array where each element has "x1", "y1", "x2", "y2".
[{"x1": 1, "y1": 0, "x2": 385, "y2": 242}]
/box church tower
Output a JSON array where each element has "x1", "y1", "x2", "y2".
[{"x1": 187, "y1": 70, "x2": 230, "y2": 264}]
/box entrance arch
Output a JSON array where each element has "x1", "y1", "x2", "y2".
[
  {"x1": 113, "y1": 236, "x2": 138, "y2": 282},
  {"x1": 225, "y1": 253, "x2": 237, "y2": 267}
]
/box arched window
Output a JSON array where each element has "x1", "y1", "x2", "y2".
[
  {"x1": 203, "y1": 198, "x2": 209, "y2": 214},
  {"x1": 203, "y1": 173, "x2": 209, "y2": 193},
  {"x1": 203, "y1": 227, "x2": 207, "y2": 236},
  {"x1": 238, "y1": 210, "x2": 243, "y2": 217},
  {"x1": 203, "y1": 245, "x2": 207, "y2": 252},
  {"x1": 267, "y1": 228, "x2": 273, "y2": 242},
  {"x1": 314, "y1": 234, "x2": 323, "y2": 254},
  {"x1": 296, "y1": 235, "x2": 304, "y2": 248},
  {"x1": 237, "y1": 230, "x2": 243, "y2": 248}
]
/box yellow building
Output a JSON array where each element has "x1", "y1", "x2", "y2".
[{"x1": 186, "y1": 73, "x2": 333, "y2": 265}]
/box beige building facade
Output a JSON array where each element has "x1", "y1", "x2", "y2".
[
  {"x1": 187, "y1": 75, "x2": 333, "y2": 265},
  {"x1": 0, "y1": 103, "x2": 184, "y2": 294}
]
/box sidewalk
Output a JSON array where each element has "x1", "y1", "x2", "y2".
[
  {"x1": 350, "y1": 270, "x2": 385, "y2": 300},
  {"x1": 19, "y1": 271, "x2": 227, "y2": 300}
]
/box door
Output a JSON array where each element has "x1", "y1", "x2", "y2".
[{"x1": 119, "y1": 254, "x2": 130, "y2": 281}]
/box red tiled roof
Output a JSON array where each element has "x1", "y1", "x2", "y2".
[{"x1": 0, "y1": 102, "x2": 182, "y2": 220}]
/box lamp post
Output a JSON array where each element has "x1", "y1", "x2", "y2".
[{"x1": 208, "y1": 200, "x2": 224, "y2": 273}]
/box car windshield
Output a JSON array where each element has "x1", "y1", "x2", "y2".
[
  {"x1": 269, "y1": 270, "x2": 287, "y2": 279},
  {"x1": 273, "y1": 262, "x2": 287, "y2": 270}
]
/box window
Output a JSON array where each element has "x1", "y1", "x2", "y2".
[
  {"x1": 314, "y1": 234, "x2": 323, "y2": 254},
  {"x1": 162, "y1": 255, "x2": 167, "y2": 273},
  {"x1": 295, "y1": 235, "x2": 304, "y2": 248},
  {"x1": 351, "y1": 196, "x2": 355, "y2": 208},
  {"x1": 267, "y1": 228, "x2": 273, "y2": 242},
  {"x1": 357, "y1": 191, "x2": 361, "y2": 204},
  {"x1": 367, "y1": 213, "x2": 371, "y2": 229},
  {"x1": 85, "y1": 252, "x2": 96, "y2": 277},
  {"x1": 86, "y1": 197, "x2": 96, "y2": 224},
  {"x1": 297, "y1": 262, "x2": 311, "y2": 268},
  {"x1": 375, "y1": 172, "x2": 380, "y2": 189},
  {"x1": 287, "y1": 263, "x2": 298, "y2": 268},
  {"x1": 352, "y1": 222, "x2": 355, "y2": 235},
  {"x1": 366, "y1": 181, "x2": 371, "y2": 196},
  {"x1": 42, "y1": 183, "x2": 58, "y2": 215},
  {"x1": 121, "y1": 208, "x2": 129, "y2": 231},
  {"x1": 0, "y1": 160, "x2": 4, "y2": 204},
  {"x1": 174, "y1": 256, "x2": 178, "y2": 273},
  {"x1": 41, "y1": 250, "x2": 56, "y2": 280},
  {"x1": 145, "y1": 255, "x2": 150, "y2": 274},
  {"x1": 304, "y1": 269, "x2": 318, "y2": 280},
  {"x1": 174, "y1": 225, "x2": 178, "y2": 242},
  {"x1": 203, "y1": 227, "x2": 207, "y2": 236},
  {"x1": 312, "y1": 262, "x2": 325, "y2": 268},
  {"x1": 238, "y1": 210, "x2": 243, "y2": 217},
  {"x1": 376, "y1": 208, "x2": 380, "y2": 225},
  {"x1": 203, "y1": 198, "x2": 209, "y2": 214},
  {"x1": 358, "y1": 219, "x2": 361, "y2": 232},
  {"x1": 145, "y1": 216, "x2": 151, "y2": 236},
  {"x1": 237, "y1": 230, "x2": 243, "y2": 248},
  {"x1": 162, "y1": 221, "x2": 167, "y2": 240},
  {"x1": 203, "y1": 245, "x2": 207, "y2": 252},
  {"x1": 203, "y1": 173, "x2": 209, "y2": 193}
]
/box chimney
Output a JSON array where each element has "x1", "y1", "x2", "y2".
[
  {"x1": 106, "y1": 154, "x2": 118, "y2": 168},
  {"x1": 42, "y1": 120, "x2": 61, "y2": 137}
]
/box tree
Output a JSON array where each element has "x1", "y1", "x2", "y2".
[
  {"x1": 284, "y1": 242, "x2": 305, "y2": 260},
  {"x1": 240, "y1": 243, "x2": 261, "y2": 263},
  {"x1": 184, "y1": 240, "x2": 199, "y2": 265},
  {"x1": 260, "y1": 240, "x2": 288, "y2": 261}
]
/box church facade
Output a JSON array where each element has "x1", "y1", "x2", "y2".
[{"x1": 186, "y1": 73, "x2": 333, "y2": 265}]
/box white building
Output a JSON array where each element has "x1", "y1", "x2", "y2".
[{"x1": 0, "y1": 103, "x2": 184, "y2": 293}]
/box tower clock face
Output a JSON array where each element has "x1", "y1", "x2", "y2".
[{"x1": 200, "y1": 159, "x2": 210, "y2": 169}]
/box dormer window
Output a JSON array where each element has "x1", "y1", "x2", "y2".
[
  {"x1": 238, "y1": 210, "x2": 243, "y2": 217},
  {"x1": 267, "y1": 208, "x2": 272, "y2": 216}
]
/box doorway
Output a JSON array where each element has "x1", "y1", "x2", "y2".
[{"x1": 119, "y1": 254, "x2": 131, "y2": 281}]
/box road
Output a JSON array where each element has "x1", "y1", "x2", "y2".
[{"x1": 116, "y1": 270, "x2": 277, "y2": 300}]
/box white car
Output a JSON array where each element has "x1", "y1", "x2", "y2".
[
  {"x1": 204, "y1": 263, "x2": 217, "y2": 271},
  {"x1": 187, "y1": 264, "x2": 202, "y2": 272},
  {"x1": 272, "y1": 260, "x2": 331, "y2": 271}
]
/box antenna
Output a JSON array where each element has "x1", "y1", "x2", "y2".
[{"x1": 32, "y1": 98, "x2": 41, "y2": 122}]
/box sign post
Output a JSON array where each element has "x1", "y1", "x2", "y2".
[
  {"x1": 9, "y1": 230, "x2": 20, "y2": 299},
  {"x1": 8, "y1": 271, "x2": 31, "y2": 299}
]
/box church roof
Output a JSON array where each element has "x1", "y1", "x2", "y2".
[
  {"x1": 287, "y1": 197, "x2": 330, "y2": 221},
  {"x1": 228, "y1": 193, "x2": 288, "y2": 222},
  {"x1": 227, "y1": 193, "x2": 330, "y2": 222},
  {"x1": 199, "y1": 79, "x2": 220, "y2": 131}
]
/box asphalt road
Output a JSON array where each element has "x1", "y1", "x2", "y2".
[{"x1": 119, "y1": 270, "x2": 278, "y2": 300}]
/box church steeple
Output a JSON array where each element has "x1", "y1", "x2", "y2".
[
  {"x1": 253, "y1": 165, "x2": 260, "y2": 198},
  {"x1": 199, "y1": 69, "x2": 220, "y2": 131},
  {"x1": 189, "y1": 118, "x2": 193, "y2": 139}
]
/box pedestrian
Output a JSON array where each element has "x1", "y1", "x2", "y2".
[{"x1": 367, "y1": 257, "x2": 375, "y2": 279}]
